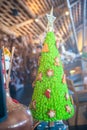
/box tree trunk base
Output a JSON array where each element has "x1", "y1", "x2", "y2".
[
  {"x1": 48, "y1": 122, "x2": 54, "y2": 127},
  {"x1": 35, "y1": 121, "x2": 68, "y2": 130}
]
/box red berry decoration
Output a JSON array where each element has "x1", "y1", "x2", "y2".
[{"x1": 45, "y1": 89, "x2": 51, "y2": 98}]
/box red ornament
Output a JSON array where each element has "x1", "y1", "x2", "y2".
[{"x1": 45, "y1": 89, "x2": 51, "y2": 98}]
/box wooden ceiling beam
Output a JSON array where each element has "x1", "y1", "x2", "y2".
[
  {"x1": 10, "y1": 19, "x2": 34, "y2": 29},
  {"x1": 16, "y1": 0, "x2": 46, "y2": 31},
  {"x1": 0, "y1": 0, "x2": 4, "y2": 4},
  {"x1": 16, "y1": 0, "x2": 36, "y2": 18},
  {"x1": 0, "y1": 23, "x2": 18, "y2": 36},
  {"x1": 38, "y1": 3, "x2": 66, "y2": 18},
  {"x1": 9, "y1": 3, "x2": 67, "y2": 30},
  {"x1": 9, "y1": 2, "x2": 67, "y2": 37},
  {"x1": 36, "y1": 21, "x2": 47, "y2": 31}
]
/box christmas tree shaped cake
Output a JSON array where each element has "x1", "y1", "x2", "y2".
[{"x1": 30, "y1": 8, "x2": 74, "y2": 122}]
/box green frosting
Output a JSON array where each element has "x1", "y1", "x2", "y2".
[{"x1": 30, "y1": 32, "x2": 74, "y2": 121}]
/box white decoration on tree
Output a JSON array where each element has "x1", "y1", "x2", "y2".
[
  {"x1": 48, "y1": 110, "x2": 55, "y2": 118},
  {"x1": 46, "y1": 7, "x2": 56, "y2": 32}
]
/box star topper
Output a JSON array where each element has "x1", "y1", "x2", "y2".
[{"x1": 46, "y1": 7, "x2": 56, "y2": 31}]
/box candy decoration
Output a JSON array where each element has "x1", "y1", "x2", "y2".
[
  {"x1": 47, "y1": 69, "x2": 54, "y2": 77},
  {"x1": 56, "y1": 41, "x2": 59, "y2": 49},
  {"x1": 32, "y1": 100, "x2": 36, "y2": 109},
  {"x1": 54, "y1": 57, "x2": 60, "y2": 66},
  {"x1": 38, "y1": 56, "x2": 41, "y2": 66},
  {"x1": 42, "y1": 44, "x2": 49, "y2": 52},
  {"x1": 32, "y1": 81, "x2": 36, "y2": 88},
  {"x1": 65, "y1": 93, "x2": 69, "y2": 100},
  {"x1": 66, "y1": 105, "x2": 71, "y2": 113},
  {"x1": 62, "y1": 74, "x2": 66, "y2": 84},
  {"x1": 36, "y1": 73, "x2": 42, "y2": 81},
  {"x1": 48, "y1": 110, "x2": 55, "y2": 118},
  {"x1": 44, "y1": 89, "x2": 51, "y2": 98},
  {"x1": 70, "y1": 95, "x2": 74, "y2": 105}
]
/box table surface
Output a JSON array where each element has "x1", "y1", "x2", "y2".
[
  {"x1": 33, "y1": 121, "x2": 87, "y2": 130},
  {"x1": 69, "y1": 125, "x2": 87, "y2": 130},
  {"x1": 35, "y1": 125, "x2": 87, "y2": 130}
]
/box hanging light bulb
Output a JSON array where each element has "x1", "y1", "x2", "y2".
[
  {"x1": 35, "y1": 18, "x2": 39, "y2": 22},
  {"x1": 32, "y1": 48, "x2": 36, "y2": 54},
  {"x1": 65, "y1": 11, "x2": 69, "y2": 16}
]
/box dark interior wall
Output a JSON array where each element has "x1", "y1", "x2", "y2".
[{"x1": 0, "y1": 33, "x2": 41, "y2": 87}]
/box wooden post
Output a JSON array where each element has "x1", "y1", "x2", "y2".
[{"x1": 82, "y1": 0, "x2": 87, "y2": 50}]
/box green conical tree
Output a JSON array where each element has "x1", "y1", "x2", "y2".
[{"x1": 30, "y1": 8, "x2": 74, "y2": 123}]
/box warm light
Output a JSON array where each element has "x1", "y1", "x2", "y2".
[
  {"x1": 70, "y1": 70, "x2": 75, "y2": 75},
  {"x1": 32, "y1": 48, "x2": 36, "y2": 54},
  {"x1": 65, "y1": 11, "x2": 69, "y2": 16},
  {"x1": 35, "y1": 18, "x2": 39, "y2": 22}
]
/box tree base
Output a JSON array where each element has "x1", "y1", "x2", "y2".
[{"x1": 35, "y1": 121, "x2": 68, "y2": 130}]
